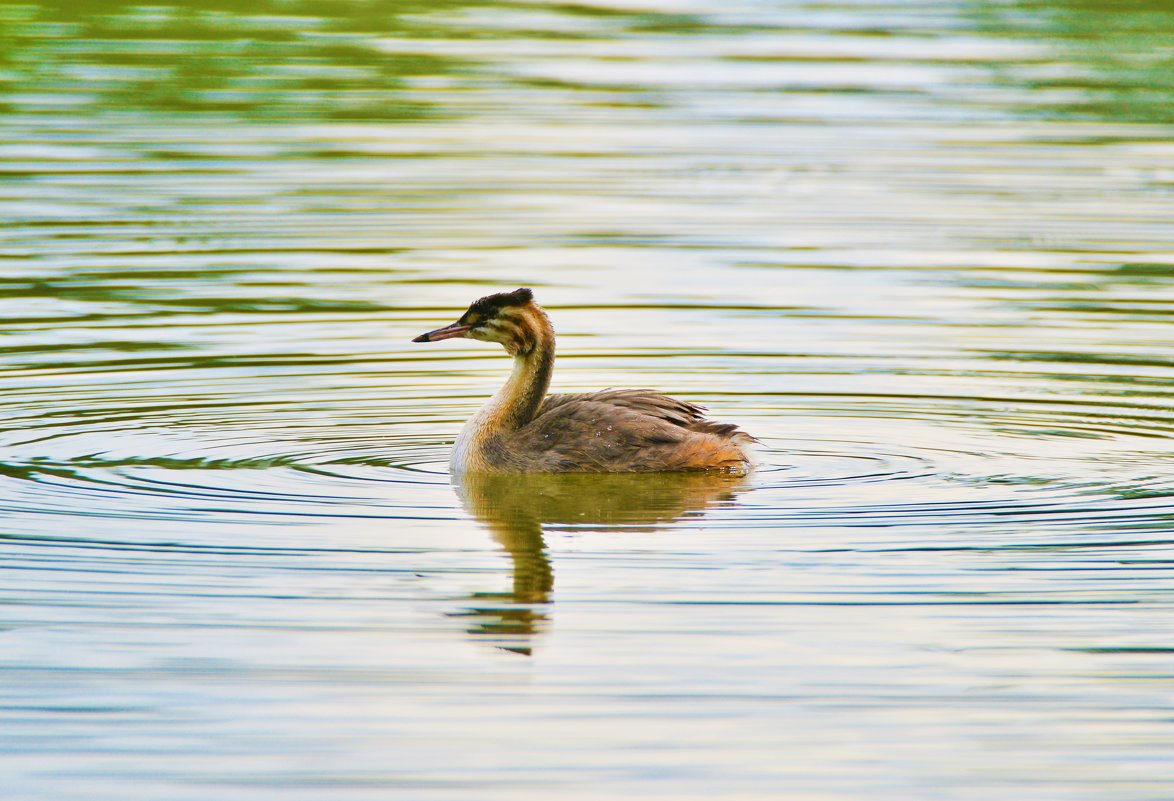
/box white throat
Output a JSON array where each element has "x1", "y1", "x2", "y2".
[{"x1": 450, "y1": 355, "x2": 528, "y2": 473}]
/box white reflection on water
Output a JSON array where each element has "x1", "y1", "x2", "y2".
[{"x1": 1, "y1": 0, "x2": 1174, "y2": 798}]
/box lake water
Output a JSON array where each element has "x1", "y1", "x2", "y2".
[{"x1": 2, "y1": 1, "x2": 1173, "y2": 799}]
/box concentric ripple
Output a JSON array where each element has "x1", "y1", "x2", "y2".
[{"x1": 2, "y1": 366, "x2": 1171, "y2": 544}]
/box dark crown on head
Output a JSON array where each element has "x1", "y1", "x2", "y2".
[{"x1": 464, "y1": 287, "x2": 534, "y2": 320}]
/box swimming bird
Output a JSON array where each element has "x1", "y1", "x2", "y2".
[{"x1": 413, "y1": 288, "x2": 756, "y2": 473}]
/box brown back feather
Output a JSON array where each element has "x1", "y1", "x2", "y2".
[{"x1": 505, "y1": 389, "x2": 753, "y2": 472}]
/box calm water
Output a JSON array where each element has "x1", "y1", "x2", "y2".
[{"x1": 2, "y1": 1, "x2": 1173, "y2": 798}]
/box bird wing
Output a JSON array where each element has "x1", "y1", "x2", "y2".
[
  {"x1": 538, "y1": 388, "x2": 699, "y2": 431},
  {"x1": 538, "y1": 389, "x2": 754, "y2": 440}
]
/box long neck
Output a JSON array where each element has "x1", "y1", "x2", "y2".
[{"x1": 480, "y1": 308, "x2": 554, "y2": 431}]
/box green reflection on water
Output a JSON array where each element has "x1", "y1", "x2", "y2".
[
  {"x1": 0, "y1": 0, "x2": 483, "y2": 120},
  {"x1": 2, "y1": 0, "x2": 1172, "y2": 123},
  {"x1": 972, "y1": 0, "x2": 1174, "y2": 123}
]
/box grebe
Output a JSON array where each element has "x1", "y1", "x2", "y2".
[{"x1": 413, "y1": 288, "x2": 756, "y2": 473}]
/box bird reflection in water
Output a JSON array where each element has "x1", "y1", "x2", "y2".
[{"x1": 452, "y1": 471, "x2": 748, "y2": 655}]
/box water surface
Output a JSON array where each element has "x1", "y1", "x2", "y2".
[{"x1": 2, "y1": 1, "x2": 1173, "y2": 799}]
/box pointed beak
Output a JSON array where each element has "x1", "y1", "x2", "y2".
[{"x1": 412, "y1": 321, "x2": 471, "y2": 343}]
